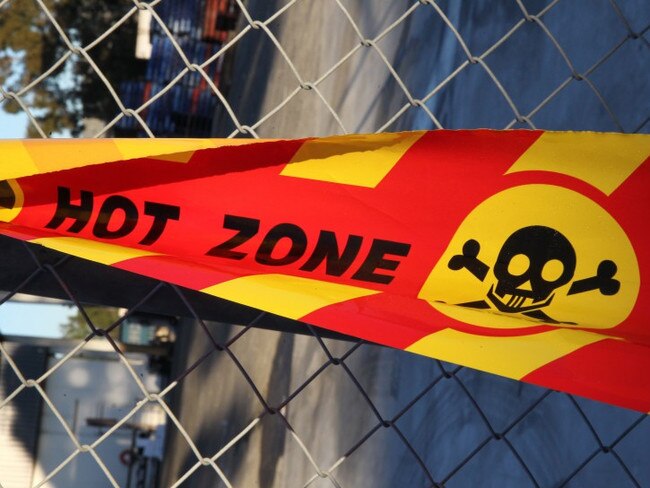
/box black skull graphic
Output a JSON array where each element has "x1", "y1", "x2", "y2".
[
  {"x1": 488, "y1": 226, "x2": 576, "y2": 313},
  {"x1": 446, "y1": 224, "x2": 620, "y2": 324}
]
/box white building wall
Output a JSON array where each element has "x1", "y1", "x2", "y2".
[{"x1": 31, "y1": 341, "x2": 163, "y2": 488}]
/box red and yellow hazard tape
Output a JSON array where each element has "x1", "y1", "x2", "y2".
[{"x1": 1, "y1": 130, "x2": 649, "y2": 412}]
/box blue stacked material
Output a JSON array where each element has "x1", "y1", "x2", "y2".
[{"x1": 116, "y1": 0, "x2": 235, "y2": 137}]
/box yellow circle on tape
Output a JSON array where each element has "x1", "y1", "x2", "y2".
[
  {"x1": 0, "y1": 179, "x2": 23, "y2": 223},
  {"x1": 419, "y1": 185, "x2": 639, "y2": 330}
]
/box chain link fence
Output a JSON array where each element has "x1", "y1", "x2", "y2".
[{"x1": 1, "y1": 0, "x2": 649, "y2": 487}]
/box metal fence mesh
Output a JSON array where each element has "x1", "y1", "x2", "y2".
[{"x1": 1, "y1": 0, "x2": 649, "y2": 487}]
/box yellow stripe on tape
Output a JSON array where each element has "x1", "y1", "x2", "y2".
[
  {"x1": 0, "y1": 141, "x2": 40, "y2": 180},
  {"x1": 25, "y1": 139, "x2": 125, "y2": 174},
  {"x1": 202, "y1": 274, "x2": 379, "y2": 320},
  {"x1": 507, "y1": 132, "x2": 650, "y2": 195},
  {"x1": 0, "y1": 138, "x2": 276, "y2": 180},
  {"x1": 406, "y1": 328, "x2": 607, "y2": 379},
  {"x1": 31, "y1": 237, "x2": 158, "y2": 265},
  {"x1": 281, "y1": 131, "x2": 425, "y2": 188},
  {"x1": 113, "y1": 138, "x2": 272, "y2": 163}
]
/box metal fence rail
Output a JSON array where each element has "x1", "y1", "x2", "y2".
[{"x1": 0, "y1": 0, "x2": 649, "y2": 487}]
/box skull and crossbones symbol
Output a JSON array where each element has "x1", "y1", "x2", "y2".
[{"x1": 447, "y1": 225, "x2": 620, "y2": 324}]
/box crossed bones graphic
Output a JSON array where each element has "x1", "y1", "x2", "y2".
[{"x1": 447, "y1": 225, "x2": 620, "y2": 324}]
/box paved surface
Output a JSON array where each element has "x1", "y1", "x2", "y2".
[
  {"x1": 162, "y1": 319, "x2": 557, "y2": 488},
  {"x1": 161, "y1": 1, "x2": 650, "y2": 487}
]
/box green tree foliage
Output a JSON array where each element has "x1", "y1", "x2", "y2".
[
  {"x1": 0, "y1": 0, "x2": 144, "y2": 136},
  {"x1": 60, "y1": 306, "x2": 120, "y2": 339}
]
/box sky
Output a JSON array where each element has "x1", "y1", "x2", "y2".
[
  {"x1": 0, "y1": 109, "x2": 27, "y2": 138},
  {"x1": 0, "y1": 302, "x2": 70, "y2": 338}
]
